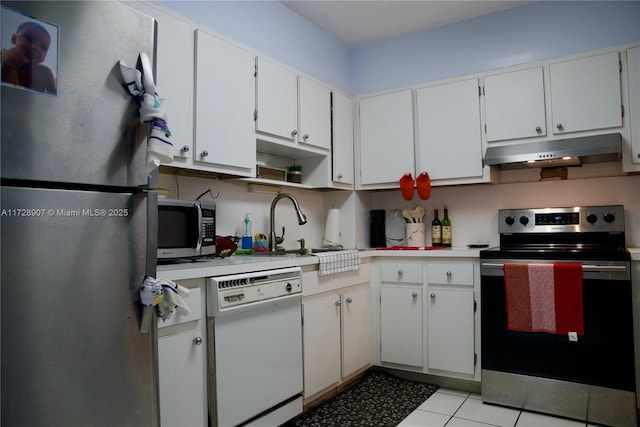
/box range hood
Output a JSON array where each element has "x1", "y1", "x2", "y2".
[{"x1": 483, "y1": 133, "x2": 622, "y2": 170}]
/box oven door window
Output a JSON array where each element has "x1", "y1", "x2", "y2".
[
  {"x1": 158, "y1": 206, "x2": 199, "y2": 249},
  {"x1": 481, "y1": 274, "x2": 635, "y2": 391}
]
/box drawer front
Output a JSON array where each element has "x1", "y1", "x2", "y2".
[
  {"x1": 380, "y1": 262, "x2": 423, "y2": 284},
  {"x1": 158, "y1": 285, "x2": 202, "y2": 329},
  {"x1": 427, "y1": 263, "x2": 474, "y2": 286}
]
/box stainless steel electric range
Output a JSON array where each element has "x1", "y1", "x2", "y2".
[{"x1": 480, "y1": 205, "x2": 636, "y2": 427}]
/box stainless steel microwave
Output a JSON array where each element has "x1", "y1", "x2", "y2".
[{"x1": 157, "y1": 199, "x2": 216, "y2": 260}]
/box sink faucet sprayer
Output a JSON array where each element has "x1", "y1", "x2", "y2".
[{"x1": 268, "y1": 193, "x2": 307, "y2": 252}]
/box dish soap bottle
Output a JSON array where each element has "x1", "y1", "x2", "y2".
[
  {"x1": 242, "y1": 213, "x2": 253, "y2": 250},
  {"x1": 431, "y1": 209, "x2": 442, "y2": 247},
  {"x1": 442, "y1": 207, "x2": 452, "y2": 248}
]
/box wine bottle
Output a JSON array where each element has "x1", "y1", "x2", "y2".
[
  {"x1": 431, "y1": 209, "x2": 442, "y2": 246},
  {"x1": 442, "y1": 207, "x2": 452, "y2": 247}
]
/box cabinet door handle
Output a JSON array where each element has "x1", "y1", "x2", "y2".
[
  {"x1": 303, "y1": 133, "x2": 310, "y2": 141},
  {"x1": 200, "y1": 150, "x2": 209, "y2": 158},
  {"x1": 193, "y1": 337, "x2": 202, "y2": 345},
  {"x1": 337, "y1": 173, "x2": 343, "y2": 179},
  {"x1": 335, "y1": 300, "x2": 342, "y2": 307},
  {"x1": 430, "y1": 293, "x2": 436, "y2": 300},
  {"x1": 181, "y1": 145, "x2": 190, "y2": 153},
  {"x1": 412, "y1": 292, "x2": 418, "y2": 299},
  {"x1": 556, "y1": 123, "x2": 564, "y2": 131},
  {"x1": 535, "y1": 126, "x2": 542, "y2": 133},
  {"x1": 397, "y1": 269, "x2": 404, "y2": 276},
  {"x1": 291, "y1": 130, "x2": 298, "y2": 137},
  {"x1": 446, "y1": 271, "x2": 452, "y2": 279},
  {"x1": 346, "y1": 297, "x2": 353, "y2": 304}
]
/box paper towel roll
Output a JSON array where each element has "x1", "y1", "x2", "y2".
[{"x1": 323, "y1": 208, "x2": 341, "y2": 247}]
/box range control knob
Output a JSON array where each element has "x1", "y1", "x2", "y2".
[
  {"x1": 285, "y1": 283, "x2": 293, "y2": 292},
  {"x1": 505, "y1": 216, "x2": 515, "y2": 226},
  {"x1": 603, "y1": 213, "x2": 615, "y2": 223},
  {"x1": 519, "y1": 216, "x2": 530, "y2": 226},
  {"x1": 586, "y1": 213, "x2": 598, "y2": 224}
]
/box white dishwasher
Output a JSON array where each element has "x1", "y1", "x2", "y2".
[{"x1": 206, "y1": 267, "x2": 303, "y2": 427}]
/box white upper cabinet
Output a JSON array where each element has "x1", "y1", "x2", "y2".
[
  {"x1": 130, "y1": 3, "x2": 194, "y2": 161},
  {"x1": 255, "y1": 56, "x2": 298, "y2": 141},
  {"x1": 358, "y1": 90, "x2": 414, "y2": 187},
  {"x1": 549, "y1": 52, "x2": 622, "y2": 134},
  {"x1": 332, "y1": 91, "x2": 354, "y2": 186},
  {"x1": 483, "y1": 67, "x2": 547, "y2": 142},
  {"x1": 627, "y1": 46, "x2": 640, "y2": 167},
  {"x1": 416, "y1": 79, "x2": 483, "y2": 181},
  {"x1": 298, "y1": 76, "x2": 331, "y2": 150},
  {"x1": 194, "y1": 30, "x2": 256, "y2": 175}
]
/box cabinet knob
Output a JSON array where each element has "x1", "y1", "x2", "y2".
[
  {"x1": 430, "y1": 293, "x2": 436, "y2": 300},
  {"x1": 346, "y1": 297, "x2": 353, "y2": 304},
  {"x1": 303, "y1": 133, "x2": 310, "y2": 141},
  {"x1": 291, "y1": 130, "x2": 298, "y2": 137},
  {"x1": 556, "y1": 123, "x2": 564, "y2": 131},
  {"x1": 535, "y1": 126, "x2": 542, "y2": 133},
  {"x1": 335, "y1": 300, "x2": 342, "y2": 307},
  {"x1": 397, "y1": 269, "x2": 403, "y2": 276},
  {"x1": 200, "y1": 150, "x2": 209, "y2": 158},
  {"x1": 412, "y1": 292, "x2": 418, "y2": 299},
  {"x1": 181, "y1": 145, "x2": 190, "y2": 153},
  {"x1": 193, "y1": 337, "x2": 202, "y2": 345},
  {"x1": 337, "y1": 173, "x2": 343, "y2": 179},
  {"x1": 446, "y1": 271, "x2": 452, "y2": 278}
]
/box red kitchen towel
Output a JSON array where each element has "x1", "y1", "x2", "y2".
[{"x1": 504, "y1": 263, "x2": 584, "y2": 335}]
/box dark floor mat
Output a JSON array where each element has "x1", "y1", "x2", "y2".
[{"x1": 285, "y1": 370, "x2": 439, "y2": 426}]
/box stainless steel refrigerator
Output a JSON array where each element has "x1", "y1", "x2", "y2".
[{"x1": 1, "y1": 2, "x2": 160, "y2": 426}]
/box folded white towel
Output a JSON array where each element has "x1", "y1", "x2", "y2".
[
  {"x1": 140, "y1": 276, "x2": 192, "y2": 321},
  {"x1": 157, "y1": 278, "x2": 192, "y2": 321},
  {"x1": 313, "y1": 250, "x2": 361, "y2": 276},
  {"x1": 119, "y1": 53, "x2": 173, "y2": 173}
]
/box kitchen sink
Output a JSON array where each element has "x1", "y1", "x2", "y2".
[{"x1": 250, "y1": 249, "x2": 311, "y2": 257}]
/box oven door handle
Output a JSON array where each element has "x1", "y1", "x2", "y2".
[{"x1": 481, "y1": 262, "x2": 628, "y2": 272}]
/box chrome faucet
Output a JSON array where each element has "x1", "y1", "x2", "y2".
[{"x1": 269, "y1": 193, "x2": 307, "y2": 252}]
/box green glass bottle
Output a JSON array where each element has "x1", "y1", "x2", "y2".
[{"x1": 441, "y1": 207, "x2": 452, "y2": 247}]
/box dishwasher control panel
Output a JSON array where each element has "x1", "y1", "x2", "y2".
[{"x1": 207, "y1": 267, "x2": 302, "y2": 313}]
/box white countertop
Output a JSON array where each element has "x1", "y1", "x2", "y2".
[
  {"x1": 157, "y1": 247, "x2": 482, "y2": 281},
  {"x1": 157, "y1": 246, "x2": 639, "y2": 281}
]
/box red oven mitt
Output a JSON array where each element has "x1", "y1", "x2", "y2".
[
  {"x1": 399, "y1": 172, "x2": 414, "y2": 200},
  {"x1": 417, "y1": 171, "x2": 431, "y2": 200}
]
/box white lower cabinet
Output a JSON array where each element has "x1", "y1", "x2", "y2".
[
  {"x1": 158, "y1": 329, "x2": 206, "y2": 427},
  {"x1": 342, "y1": 285, "x2": 374, "y2": 376},
  {"x1": 380, "y1": 285, "x2": 423, "y2": 367},
  {"x1": 302, "y1": 282, "x2": 373, "y2": 399},
  {"x1": 426, "y1": 262, "x2": 475, "y2": 375},
  {"x1": 427, "y1": 287, "x2": 475, "y2": 375},
  {"x1": 303, "y1": 291, "x2": 341, "y2": 397},
  {"x1": 377, "y1": 259, "x2": 479, "y2": 380},
  {"x1": 157, "y1": 279, "x2": 207, "y2": 427}
]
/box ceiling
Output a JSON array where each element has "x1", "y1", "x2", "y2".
[{"x1": 281, "y1": 0, "x2": 533, "y2": 48}]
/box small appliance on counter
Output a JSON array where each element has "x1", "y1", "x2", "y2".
[
  {"x1": 369, "y1": 209, "x2": 387, "y2": 248},
  {"x1": 157, "y1": 199, "x2": 216, "y2": 261}
]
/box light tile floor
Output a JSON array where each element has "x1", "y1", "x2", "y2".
[{"x1": 398, "y1": 388, "x2": 599, "y2": 427}]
